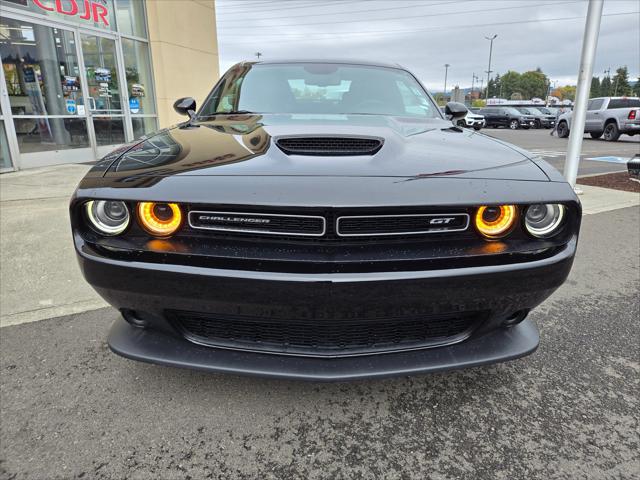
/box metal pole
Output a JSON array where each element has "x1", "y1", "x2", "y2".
[
  {"x1": 485, "y1": 34, "x2": 497, "y2": 101},
  {"x1": 443, "y1": 64, "x2": 450, "y2": 101},
  {"x1": 564, "y1": 0, "x2": 604, "y2": 187},
  {"x1": 471, "y1": 73, "x2": 475, "y2": 96}
]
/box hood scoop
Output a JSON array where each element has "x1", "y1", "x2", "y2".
[{"x1": 276, "y1": 136, "x2": 383, "y2": 156}]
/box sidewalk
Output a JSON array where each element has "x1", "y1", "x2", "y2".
[
  {"x1": 1, "y1": 164, "x2": 638, "y2": 327},
  {"x1": 0, "y1": 165, "x2": 107, "y2": 327}
]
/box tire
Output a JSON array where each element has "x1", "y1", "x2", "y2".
[
  {"x1": 590, "y1": 131, "x2": 603, "y2": 139},
  {"x1": 534, "y1": 119, "x2": 541, "y2": 129},
  {"x1": 509, "y1": 119, "x2": 519, "y2": 130},
  {"x1": 557, "y1": 121, "x2": 569, "y2": 138},
  {"x1": 603, "y1": 122, "x2": 621, "y2": 141},
  {"x1": 473, "y1": 126, "x2": 481, "y2": 131},
  {"x1": 457, "y1": 120, "x2": 466, "y2": 127}
]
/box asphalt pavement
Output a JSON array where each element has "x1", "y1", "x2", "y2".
[
  {"x1": 484, "y1": 128, "x2": 639, "y2": 176},
  {"x1": 1, "y1": 206, "x2": 638, "y2": 480}
]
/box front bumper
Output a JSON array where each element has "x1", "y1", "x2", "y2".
[
  {"x1": 76, "y1": 234, "x2": 577, "y2": 380},
  {"x1": 465, "y1": 119, "x2": 485, "y2": 127}
]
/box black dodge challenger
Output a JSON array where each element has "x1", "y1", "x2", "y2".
[{"x1": 71, "y1": 60, "x2": 581, "y2": 380}]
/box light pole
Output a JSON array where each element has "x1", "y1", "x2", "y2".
[
  {"x1": 484, "y1": 34, "x2": 497, "y2": 101},
  {"x1": 564, "y1": 0, "x2": 604, "y2": 188},
  {"x1": 443, "y1": 64, "x2": 450, "y2": 102},
  {"x1": 255, "y1": 52, "x2": 263, "y2": 60}
]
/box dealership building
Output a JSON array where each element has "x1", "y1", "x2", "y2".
[{"x1": 0, "y1": 0, "x2": 219, "y2": 171}]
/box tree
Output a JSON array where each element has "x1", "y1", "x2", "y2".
[
  {"x1": 500, "y1": 70, "x2": 521, "y2": 99},
  {"x1": 600, "y1": 76, "x2": 612, "y2": 96},
  {"x1": 611, "y1": 66, "x2": 632, "y2": 96},
  {"x1": 633, "y1": 77, "x2": 640, "y2": 97},
  {"x1": 590, "y1": 77, "x2": 600, "y2": 98},
  {"x1": 487, "y1": 73, "x2": 502, "y2": 98},
  {"x1": 519, "y1": 70, "x2": 549, "y2": 99},
  {"x1": 552, "y1": 86, "x2": 576, "y2": 101}
]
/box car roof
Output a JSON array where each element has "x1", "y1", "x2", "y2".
[{"x1": 235, "y1": 59, "x2": 407, "y2": 70}]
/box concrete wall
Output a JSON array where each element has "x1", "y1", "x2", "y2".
[{"x1": 145, "y1": 0, "x2": 219, "y2": 127}]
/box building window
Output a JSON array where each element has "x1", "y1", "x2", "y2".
[
  {"x1": 1, "y1": 120, "x2": 14, "y2": 169},
  {"x1": 1, "y1": 19, "x2": 81, "y2": 116},
  {"x1": 131, "y1": 116, "x2": 157, "y2": 139},
  {"x1": 122, "y1": 38, "x2": 155, "y2": 115},
  {"x1": 115, "y1": 0, "x2": 147, "y2": 38}
]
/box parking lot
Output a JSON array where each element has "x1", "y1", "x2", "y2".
[
  {"x1": 1, "y1": 129, "x2": 639, "y2": 479},
  {"x1": 485, "y1": 128, "x2": 639, "y2": 176}
]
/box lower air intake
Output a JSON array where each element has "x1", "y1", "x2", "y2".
[{"x1": 170, "y1": 310, "x2": 484, "y2": 357}]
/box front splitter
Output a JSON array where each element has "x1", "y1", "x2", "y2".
[{"x1": 107, "y1": 317, "x2": 539, "y2": 381}]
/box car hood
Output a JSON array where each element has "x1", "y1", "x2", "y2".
[{"x1": 103, "y1": 114, "x2": 547, "y2": 181}]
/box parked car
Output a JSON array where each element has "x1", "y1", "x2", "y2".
[
  {"x1": 537, "y1": 106, "x2": 559, "y2": 116},
  {"x1": 71, "y1": 60, "x2": 581, "y2": 380},
  {"x1": 516, "y1": 107, "x2": 556, "y2": 129},
  {"x1": 456, "y1": 110, "x2": 485, "y2": 130},
  {"x1": 479, "y1": 107, "x2": 536, "y2": 129},
  {"x1": 556, "y1": 97, "x2": 640, "y2": 141}
]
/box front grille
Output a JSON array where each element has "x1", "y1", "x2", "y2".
[
  {"x1": 185, "y1": 208, "x2": 471, "y2": 240},
  {"x1": 337, "y1": 213, "x2": 469, "y2": 236},
  {"x1": 188, "y1": 211, "x2": 326, "y2": 236},
  {"x1": 276, "y1": 137, "x2": 383, "y2": 156},
  {"x1": 171, "y1": 310, "x2": 483, "y2": 357}
]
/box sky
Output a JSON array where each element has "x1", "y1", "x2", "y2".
[{"x1": 214, "y1": 0, "x2": 640, "y2": 92}]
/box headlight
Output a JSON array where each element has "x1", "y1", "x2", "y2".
[
  {"x1": 85, "y1": 200, "x2": 130, "y2": 235},
  {"x1": 524, "y1": 204, "x2": 565, "y2": 238},
  {"x1": 137, "y1": 202, "x2": 182, "y2": 236},
  {"x1": 475, "y1": 205, "x2": 517, "y2": 238}
]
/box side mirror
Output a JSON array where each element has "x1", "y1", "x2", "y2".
[
  {"x1": 173, "y1": 97, "x2": 196, "y2": 117},
  {"x1": 445, "y1": 102, "x2": 468, "y2": 120}
]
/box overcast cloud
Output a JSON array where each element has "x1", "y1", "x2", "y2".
[{"x1": 214, "y1": 0, "x2": 640, "y2": 91}]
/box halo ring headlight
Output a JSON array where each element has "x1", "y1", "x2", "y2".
[
  {"x1": 525, "y1": 204, "x2": 565, "y2": 238},
  {"x1": 85, "y1": 200, "x2": 130, "y2": 235},
  {"x1": 137, "y1": 202, "x2": 182, "y2": 236},
  {"x1": 475, "y1": 205, "x2": 517, "y2": 239}
]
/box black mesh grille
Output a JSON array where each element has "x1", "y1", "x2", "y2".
[
  {"x1": 171, "y1": 310, "x2": 482, "y2": 356},
  {"x1": 189, "y1": 211, "x2": 325, "y2": 236},
  {"x1": 338, "y1": 214, "x2": 469, "y2": 236},
  {"x1": 276, "y1": 137, "x2": 383, "y2": 156}
]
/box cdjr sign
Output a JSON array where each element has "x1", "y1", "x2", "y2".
[{"x1": 32, "y1": 0, "x2": 110, "y2": 26}]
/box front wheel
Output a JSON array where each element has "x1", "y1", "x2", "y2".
[
  {"x1": 590, "y1": 131, "x2": 603, "y2": 139},
  {"x1": 603, "y1": 123, "x2": 621, "y2": 141},
  {"x1": 457, "y1": 120, "x2": 466, "y2": 127},
  {"x1": 509, "y1": 119, "x2": 519, "y2": 130},
  {"x1": 557, "y1": 122, "x2": 569, "y2": 138},
  {"x1": 534, "y1": 119, "x2": 541, "y2": 129}
]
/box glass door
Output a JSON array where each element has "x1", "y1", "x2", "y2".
[
  {"x1": 79, "y1": 32, "x2": 127, "y2": 157},
  {"x1": 1, "y1": 17, "x2": 94, "y2": 168}
]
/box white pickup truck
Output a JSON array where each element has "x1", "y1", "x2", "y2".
[{"x1": 556, "y1": 97, "x2": 640, "y2": 141}]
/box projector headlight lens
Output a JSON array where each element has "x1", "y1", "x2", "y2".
[
  {"x1": 85, "y1": 200, "x2": 130, "y2": 235},
  {"x1": 137, "y1": 202, "x2": 182, "y2": 236},
  {"x1": 525, "y1": 203, "x2": 565, "y2": 238},
  {"x1": 475, "y1": 205, "x2": 517, "y2": 238}
]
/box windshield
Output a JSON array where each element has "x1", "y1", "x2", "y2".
[{"x1": 198, "y1": 63, "x2": 440, "y2": 118}]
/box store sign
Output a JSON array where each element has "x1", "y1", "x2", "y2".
[{"x1": 31, "y1": 0, "x2": 110, "y2": 27}]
